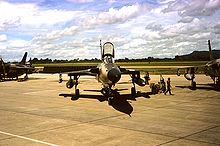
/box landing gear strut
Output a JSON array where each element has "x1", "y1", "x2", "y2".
[
  {"x1": 131, "y1": 73, "x2": 137, "y2": 98},
  {"x1": 70, "y1": 75, "x2": 80, "y2": 100},
  {"x1": 108, "y1": 96, "x2": 113, "y2": 105},
  {"x1": 101, "y1": 86, "x2": 115, "y2": 105},
  {"x1": 191, "y1": 80, "x2": 196, "y2": 90},
  {"x1": 24, "y1": 72, "x2": 28, "y2": 80},
  {"x1": 131, "y1": 87, "x2": 136, "y2": 97}
]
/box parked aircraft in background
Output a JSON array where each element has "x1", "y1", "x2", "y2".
[
  {"x1": 177, "y1": 40, "x2": 220, "y2": 89},
  {"x1": 0, "y1": 52, "x2": 34, "y2": 81},
  {"x1": 59, "y1": 40, "x2": 150, "y2": 105}
]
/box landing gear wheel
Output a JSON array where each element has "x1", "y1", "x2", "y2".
[
  {"x1": 101, "y1": 88, "x2": 108, "y2": 97},
  {"x1": 71, "y1": 96, "x2": 78, "y2": 100},
  {"x1": 71, "y1": 89, "x2": 79, "y2": 100},
  {"x1": 108, "y1": 97, "x2": 113, "y2": 105},
  {"x1": 131, "y1": 87, "x2": 136, "y2": 97},
  {"x1": 215, "y1": 78, "x2": 220, "y2": 90}
]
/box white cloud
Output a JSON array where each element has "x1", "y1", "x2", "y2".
[
  {"x1": 162, "y1": 0, "x2": 220, "y2": 22},
  {"x1": 0, "y1": 1, "x2": 79, "y2": 30},
  {"x1": 145, "y1": 22, "x2": 163, "y2": 31},
  {"x1": 31, "y1": 3, "x2": 151, "y2": 46},
  {"x1": 66, "y1": 0, "x2": 94, "y2": 3},
  {"x1": 214, "y1": 24, "x2": 220, "y2": 34},
  {"x1": 1, "y1": 1, "x2": 220, "y2": 60},
  {"x1": 178, "y1": 16, "x2": 194, "y2": 23},
  {"x1": 8, "y1": 40, "x2": 29, "y2": 48},
  {"x1": 0, "y1": 34, "x2": 7, "y2": 42},
  {"x1": 83, "y1": 4, "x2": 150, "y2": 26}
]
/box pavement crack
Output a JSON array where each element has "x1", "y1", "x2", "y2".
[{"x1": 157, "y1": 125, "x2": 220, "y2": 146}]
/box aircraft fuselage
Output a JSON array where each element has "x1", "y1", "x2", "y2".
[
  {"x1": 205, "y1": 59, "x2": 220, "y2": 77},
  {"x1": 97, "y1": 62, "x2": 121, "y2": 87},
  {"x1": 2, "y1": 64, "x2": 26, "y2": 77}
]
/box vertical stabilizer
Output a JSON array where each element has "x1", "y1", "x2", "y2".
[
  {"x1": 0, "y1": 58, "x2": 6, "y2": 76},
  {"x1": 208, "y1": 40, "x2": 214, "y2": 61},
  {"x1": 20, "y1": 52, "x2": 27, "y2": 65}
]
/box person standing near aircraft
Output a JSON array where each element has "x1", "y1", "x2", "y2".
[
  {"x1": 160, "y1": 74, "x2": 166, "y2": 93},
  {"x1": 144, "y1": 72, "x2": 150, "y2": 85},
  {"x1": 164, "y1": 77, "x2": 173, "y2": 95}
]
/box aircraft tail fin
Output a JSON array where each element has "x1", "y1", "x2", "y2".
[
  {"x1": 208, "y1": 40, "x2": 214, "y2": 61},
  {"x1": 27, "y1": 58, "x2": 32, "y2": 67},
  {"x1": 0, "y1": 58, "x2": 4, "y2": 63},
  {"x1": 0, "y1": 58, "x2": 4, "y2": 68},
  {"x1": 20, "y1": 52, "x2": 27, "y2": 65}
]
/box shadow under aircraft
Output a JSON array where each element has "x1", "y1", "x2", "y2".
[
  {"x1": 177, "y1": 40, "x2": 220, "y2": 89},
  {"x1": 59, "y1": 40, "x2": 150, "y2": 106},
  {"x1": 0, "y1": 52, "x2": 34, "y2": 81},
  {"x1": 176, "y1": 83, "x2": 220, "y2": 92},
  {"x1": 61, "y1": 90, "x2": 152, "y2": 115}
]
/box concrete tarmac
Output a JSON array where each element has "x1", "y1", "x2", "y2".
[{"x1": 0, "y1": 73, "x2": 220, "y2": 146}]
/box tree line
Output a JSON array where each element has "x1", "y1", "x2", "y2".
[{"x1": 31, "y1": 50, "x2": 220, "y2": 64}]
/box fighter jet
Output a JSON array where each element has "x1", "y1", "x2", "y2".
[
  {"x1": 177, "y1": 40, "x2": 220, "y2": 89},
  {"x1": 59, "y1": 41, "x2": 149, "y2": 105},
  {"x1": 0, "y1": 52, "x2": 34, "y2": 81}
]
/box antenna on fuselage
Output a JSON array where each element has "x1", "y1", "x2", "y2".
[
  {"x1": 208, "y1": 40, "x2": 214, "y2": 61},
  {"x1": 100, "y1": 40, "x2": 103, "y2": 60}
]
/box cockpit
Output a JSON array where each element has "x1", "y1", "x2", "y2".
[
  {"x1": 102, "y1": 42, "x2": 115, "y2": 64},
  {"x1": 104, "y1": 56, "x2": 113, "y2": 64}
]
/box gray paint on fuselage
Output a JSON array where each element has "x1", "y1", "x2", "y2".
[{"x1": 97, "y1": 62, "x2": 121, "y2": 87}]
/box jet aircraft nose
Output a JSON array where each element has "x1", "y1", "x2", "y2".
[{"x1": 108, "y1": 68, "x2": 121, "y2": 84}]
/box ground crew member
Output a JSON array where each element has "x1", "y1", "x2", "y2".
[
  {"x1": 164, "y1": 77, "x2": 173, "y2": 95},
  {"x1": 160, "y1": 74, "x2": 166, "y2": 93},
  {"x1": 59, "y1": 73, "x2": 63, "y2": 83},
  {"x1": 144, "y1": 72, "x2": 150, "y2": 85}
]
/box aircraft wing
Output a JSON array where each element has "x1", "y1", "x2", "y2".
[
  {"x1": 177, "y1": 66, "x2": 204, "y2": 76},
  {"x1": 119, "y1": 67, "x2": 141, "y2": 75},
  {"x1": 119, "y1": 67, "x2": 148, "y2": 86},
  {"x1": 36, "y1": 65, "x2": 97, "y2": 73},
  {"x1": 16, "y1": 66, "x2": 34, "y2": 69},
  {"x1": 67, "y1": 68, "x2": 99, "y2": 76}
]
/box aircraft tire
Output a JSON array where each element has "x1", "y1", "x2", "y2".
[
  {"x1": 191, "y1": 81, "x2": 196, "y2": 90},
  {"x1": 101, "y1": 88, "x2": 108, "y2": 96},
  {"x1": 71, "y1": 96, "x2": 78, "y2": 100},
  {"x1": 215, "y1": 79, "x2": 220, "y2": 90},
  {"x1": 71, "y1": 89, "x2": 79, "y2": 100},
  {"x1": 76, "y1": 89, "x2": 79, "y2": 96},
  {"x1": 108, "y1": 97, "x2": 113, "y2": 105}
]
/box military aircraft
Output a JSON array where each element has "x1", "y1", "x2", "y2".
[
  {"x1": 0, "y1": 52, "x2": 34, "y2": 81},
  {"x1": 59, "y1": 41, "x2": 150, "y2": 105},
  {"x1": 177, "y1": 40, "x2": 220, "y2": 89}
]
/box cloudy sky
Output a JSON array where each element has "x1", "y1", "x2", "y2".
[{"x1": 0, "y1": 0, "x2": 220, "y2": 61}]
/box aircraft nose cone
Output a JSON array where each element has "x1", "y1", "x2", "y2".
[{"x1": 108, "y1": 68, "x2": 121, "y2": 84}]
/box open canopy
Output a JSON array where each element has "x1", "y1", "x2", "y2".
[{"x1": 102, "y1": 42, "x2": 115, "y2": 58}]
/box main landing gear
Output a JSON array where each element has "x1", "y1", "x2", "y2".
[
  {"x1": 101, "y1": 85, "x2": 136, "y2": 106},
  {"x1": 65, "y1": 75, "x2": 80, "y2": 100},
  {"x1": 190, "y1": 80, "x2": 196, "y2": 90},
  {"x1": 131, "y1": 73, "x2": 137, "y2": 98}
]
